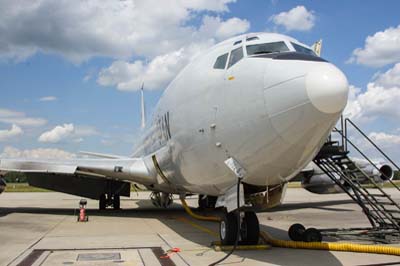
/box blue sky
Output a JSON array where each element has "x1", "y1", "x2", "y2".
[{"x1": 0, "y1": 0, "x2": 400, "y2": 162}]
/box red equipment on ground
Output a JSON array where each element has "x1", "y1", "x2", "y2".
[{"x1": 77, "y1": 199, "x2": 89, "y2": 222}]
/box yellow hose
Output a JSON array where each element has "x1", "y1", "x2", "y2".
[
  {"x1": 179, "y1": 198, "x2": 221, "y2": 222},
  {"x1": 180, "y1": 198, "x2": 400, "y2": 256},
  {"x1": 260, "y1": 231, "x2": 400, "y2": 256}
]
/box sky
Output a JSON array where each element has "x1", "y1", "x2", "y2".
[{"x1": 0, "y1": 0, "x2": 400, "y2": 163}]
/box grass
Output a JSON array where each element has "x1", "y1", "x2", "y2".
[{"x1": 4, "y1": 183, "x2": 50, "y2": 192}]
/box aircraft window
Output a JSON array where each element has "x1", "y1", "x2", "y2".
[
  {"x1": 213, "y1": 53, "x2": 228, "y2": 69},
  {"x1": 233, "y1": 40, "x2": 242, "y2": 45},
  {"x1": 246, "y1": 41, "x2": 289, "y2": 56},
  {"x1": 291, "y1": 42, "x2": 316, "y2": 56},
  {"x1": 246, "y1": 36, "x2": 259, "y2": 41},
  {"x1": 228, "y1": 46, "x2": 243, "y2": 68}
]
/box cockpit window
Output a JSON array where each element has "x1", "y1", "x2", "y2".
[
  {"x1": 291, "y1": 42, "x2": 316, "y2": 56},
  {"x1": 246, "y1": 36, "x2": 259, "y2": 42},
  {"x1": 246, "y1": 41, "x2": 289, "y2": 56},
  {"x1": 213, "y1": 53, "x2": 228, "y2": 69},
  {"x1": 228, "y1": 46, "x2": 243, "y2": 68}
]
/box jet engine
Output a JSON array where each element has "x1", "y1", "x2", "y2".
[
  {"x1": 366, "y1": 164, "x2": 394, "y2": 182},
  {"x1": 0, "y1": 178, "x2": 6, "y2": 194},
  {"x1": 301, "y1": 160, "x2": 395, "y2": 195},
  {"x1": 301, "y1": 174, "x2": 346, "y2": 194}
]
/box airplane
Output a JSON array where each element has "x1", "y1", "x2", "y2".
[
  {"x1": 0, "y1": 32, "x2": 349, "y2": 245},
  {"x1": 301, "y1": 159, "x2": 395, "y2": 194}
]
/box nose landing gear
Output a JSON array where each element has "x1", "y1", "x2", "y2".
[
  {"x1": 198, "y1": 195, "x2": 217, "y2": 209},
  {"x1": 219, "y1": 210, "x2": 260, "y2": 245}
]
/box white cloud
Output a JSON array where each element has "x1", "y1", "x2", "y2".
[
  {"x1": 98, "y1": 48, "x2": 193, "y2": 91},
  {"x1": 343, "y1": 85, "x2": 363, "y2": 120},
  {"x1": 0, "y1": 124, "x2": 23, "y2": 141},
  {"x1": 374, "y1": 63, "x2": 400, "y2": 87},
  {"x1": 39, "y1": 96, "x2": 57, "y2": 102},
  {"x1": 343, "y1": 83, "x2": 400, "y2": 121},
  {"x1": 200, "y1": 16, "x2": 250, "y2": 40},
  {"x1": 369, "y1": 132, "x2": 400, "y2": 145},
  {"x1": 97, "y1": 15, "x2": 249, "y2": 91},
  {"x1": 0, "y1": 108, "x2": 47, "y2": 127},
  {"x1": 38, "y1": 123, "x2": 74, "y2": 143},
  {"x1": 349, "y1": 25, "x2": 400, "y2": 67},
  {"x1": 0, "y1": 146, "x2": 75, "y2": 159},
  {"x1": 344, "y1": 64, "x2": 400, "y2": 121},
  {"x1": 0, "y1": 0, "x2": 238, "y2": 63},
  {"x1": 37, "y1": 124, "x2": 98, "y2": 143},
  {"x1": 270, "y1": 6, "x2": 315, "y2": 32}
]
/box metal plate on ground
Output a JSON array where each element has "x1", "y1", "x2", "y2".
[
  {"x1": 77, "y1": 252, "x2": 121, "y2": 261},
  {"x1": 14, "y1": 248, "x2": 174, "y2": 266}
]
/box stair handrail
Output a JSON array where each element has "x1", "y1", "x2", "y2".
[
  {"x1": 344, "y1": 118, "x2": 400, "y2": 172},
  {"x1": 335, "y1": 126, "x2": 400, "y2": 192}
]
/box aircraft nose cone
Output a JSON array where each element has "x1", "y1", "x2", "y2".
[{"x1": 306, "y1": 64, "x2": 349, "y2": 114}]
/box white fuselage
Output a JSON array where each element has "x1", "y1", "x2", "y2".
[{"x1": 132, "y1": 32, "x2": 349, "y2": 196}]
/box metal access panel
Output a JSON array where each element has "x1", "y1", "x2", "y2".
[
  {"x1": 77, "y1": 252, "x2": 121, "y2": 261},
  {"x1": 27, "y1": 173, "x2": 130, "y2": 199}
]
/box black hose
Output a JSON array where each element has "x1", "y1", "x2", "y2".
[{"x1": 209, "y1": 178, "x2": 242, "y2": 266}]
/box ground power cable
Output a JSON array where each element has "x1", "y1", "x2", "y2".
[{"x1": 208, "y1": 177, "x2": 242, "y2": 266}]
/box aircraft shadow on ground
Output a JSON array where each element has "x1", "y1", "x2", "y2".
[
  {"x1": 0, "y1": 198, "x2": 354, "y2": 266},
  {"x1": 265, "y1": 199, "x2": 355, "y2": 213}
]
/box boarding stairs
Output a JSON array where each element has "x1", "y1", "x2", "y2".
[{"x1": 313, "y1": 117, "x2": 400, "y2": 242}]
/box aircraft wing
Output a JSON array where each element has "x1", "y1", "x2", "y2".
[{"x1": 0, "y1": 157, "x2": 156, "y2": 198}]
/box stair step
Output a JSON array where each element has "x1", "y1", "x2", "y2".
[
  {"x1": 324, "y1": 141, "x2": 339, "y2": 146},
  {"x1": 368, "y1": 194, "x2": 389, "y2": 197},
  {"x1": 363, "y1": 201, "x2": 397, "y2": 206},
  {"x1": 370, "y1": 209, "x2": 400, "y2": 214}
]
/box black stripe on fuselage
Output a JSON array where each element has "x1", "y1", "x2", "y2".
[{"x1": 250, "y1": 52, "x2": 328, "y2": 62}]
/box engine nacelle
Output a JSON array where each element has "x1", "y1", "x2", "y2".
[
  {"x1": 0, "y1": 178, "x2": 6, "y2": 194},
  {"x1": 371, "y1": 164, "x2": 394, "y2": 181},
  {"x1": 301, "y1": 160, "x2": 395, "y2": 194},
  {"x1": 301, "y1": 174, "x2": 345, "y2": 194}
]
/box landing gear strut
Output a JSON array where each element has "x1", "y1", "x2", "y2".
[
  {"x1": 99, "y1": 193, "x2": 120, "y2": 210},
  {"x1": 150, "y1": 192, "x2": 173, "y2": 208},
  {"x1": 219, "y1": 210, "x2": 260, "y2": 245},
  {"x1": 198, "y1": 195, "x2": 217, "y2": 209}
]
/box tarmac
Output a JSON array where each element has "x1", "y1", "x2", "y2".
[{"x1": 1, "y1": 188, "x2": 400, "y2": 266}]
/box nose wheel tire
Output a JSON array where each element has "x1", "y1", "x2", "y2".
[
  {"x1": 220, "y1": 212, "x2": 238, "y2": 245},
  {"x1": 219, "y1": 211, "x2": 260, "y2": 245},
  {"x1": 240, "y1": 211, "x2": 260, "y2": 245}
]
